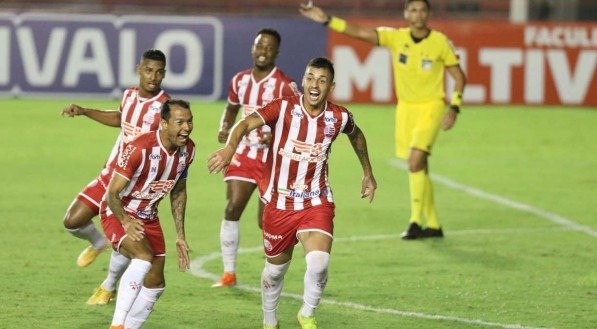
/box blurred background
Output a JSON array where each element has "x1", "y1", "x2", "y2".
[
  {"x1": 1, "y1": 0, "x2": 596, "y2": 21},
  {"x1": 1, "y1": 0, "x2": 595, "y2": 106}
]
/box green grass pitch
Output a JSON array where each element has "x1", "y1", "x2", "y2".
[{"x1": 0, "y1": 99, "x2": 595, "y2": 329}]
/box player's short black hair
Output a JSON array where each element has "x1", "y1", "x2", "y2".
[
  {"x1": 257, "y1": 28, "x2": 282, "y2": 46},
  {"x1": 142, "y1": 49, "x2": 166, "y2": 65},
  {"x1": 161, "y1": 99, "x2": 190, "y2": 120},
  {"x1": 405, "y1": 0, "x2": 430, "y2": 10},
  {"x1": 307, "y1": 57, "x2": 335, "y2": 82}
]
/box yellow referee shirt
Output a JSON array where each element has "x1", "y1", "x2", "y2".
[{"x1": 377, "y1": 27, "x2": 459, "y2": 104}]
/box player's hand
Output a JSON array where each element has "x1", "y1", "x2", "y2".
[
  {"x1": 61, "y1": 104, "x2": 84, "y2": 117},
  {"x1": 175, "y1": 238, "x2": 190, "y2": 271},
  {"x1": 259, "y1": 132, "x2": 272, "y2": 146},
  {"x1": 361, "y1": 174, "x2": 377, "y2": 203},
  {"x1": 442, "y1": 106, "x2": 459, "y2": 131},
  {"x1": 299, "y1": 1, "x2": 329, "y2": 24},
  {"x1": 218, "y1": 122, "x2": 230, "y2": 143},
  {"x1": 207, "y1": 145, "x2": 235, "y2": 174},
  {"x1": 123, "y1": 216, "x2": 145, "y2": 241}
]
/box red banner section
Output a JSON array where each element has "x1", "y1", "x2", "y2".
[{"x1": 328, "y1": 20, "x2": 597, "y2": 106}]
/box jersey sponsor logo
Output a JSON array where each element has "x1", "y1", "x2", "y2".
[
  {"x1": 131, "y1": 180, "x2": 175, "y2": 200},
  {"x1": 264, "y1": 231, "x2": 282, "y2": 241},
  {"x1": 118, "y1": 144, "x2": 136, "y2": 169},
  {"x1": 292, "y1": 139, "x2": 324, "y2": 156},
  {"x1": 122, "y1": 121, "x2": 142, "y2": 143},
  {"x1": 149, "y1": 153, "x2": 161, "y2": 160},
  {"x1": 324, "y1": 116, "x2": 337, "y2": 123},
  {"x1": 291, "y1": 109, "x2": 304, "y2": 118},
  {"x1": 135, "y1": 209, "x2": 157, "y2": 219},
  {"x1": 278, "y1": 148, "x2": 326, "y2": 163}
]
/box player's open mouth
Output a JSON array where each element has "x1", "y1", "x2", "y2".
[
  {"x1": 178, "y1": 132, "x2": 189, "y2": 143},
  {"x1": 308, "y1": 90, "x2": 320, "y2": 101}
]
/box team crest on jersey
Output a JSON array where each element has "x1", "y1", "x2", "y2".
[
  {"x1": 143, "y1": 111, "x2": 156, "y2": 126},
  {"x1": 118, "y1": 144, "x2": 136, "y2": 169}
]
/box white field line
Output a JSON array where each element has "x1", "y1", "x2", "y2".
[
  {"x1": 190, "y1": 229, "x2": 562, "y2": 329},
  {"x1": 188, "y1": 159, "x2": 587, "y2": 329},
  {"x1": 389, "y1": 159, "x2": 596, "y2": 238}
]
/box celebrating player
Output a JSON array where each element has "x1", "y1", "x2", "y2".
[
  {"x1": 212, "y1": 28, "x2": 300, "y2": 288},
  {"x1": 208, "y1": 57, "x2": 377, "y2": 329},
  {"x1": 300, "y1": 0, "x2": 467, "y2": 239},
  {"x1": 61, "y1": 49, "x2": 169, "y2": 304},
  {"x1": 104, "y1": 99, "x2": 195, "y2": 329}
]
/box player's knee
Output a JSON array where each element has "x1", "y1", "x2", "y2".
[
  {"x1": 63, "y1": 213, "x2": 86, "y2": 229},
  {"x1": 305, "y1": 251, "x2": 330, "y2": 278},
  {"x1": 144, "y1": 273, "x2": 165, "y2": 288},
  {"x1": 264, "y1": 261, "x2": 291, "y2": 281},
  {"x1": 224, "y1": 203, "x2": 242, "y2": 220}
]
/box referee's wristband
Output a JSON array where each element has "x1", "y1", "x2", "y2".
[
  {"x1": 450, "y1": 91, "x2": 463, "y2": 107},
  {"x1": 327, "y1": 16, "x2": 347, "y2": 33}
]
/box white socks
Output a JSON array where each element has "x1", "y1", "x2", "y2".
[
  {"x1": 67, "y1": 222, "x2": 106, "y2": 249},
  {"x1": 220, "y1": 219, "x2": 240, "y2": 273},
  {"x1": 111, "y1": 259, "x2": 152, "y2": 326},
  {"x1": 123, "y1": 286, "x2": 165, "y2": 329},
  {"x1": 300, "y1": 251, "x2": 330, "y2": 317},
  {"x1": 261, "y1": 261, "x2": 291, "y2": 326},
  {"x1": 101, "y1": 251, "x2": 131, "y2": 291}
]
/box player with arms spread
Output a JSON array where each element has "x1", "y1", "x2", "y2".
[
  {"x1": 213, "y1": 28, "x2": 300, "y2": 288},
  {"x1": 300, "y1": 0, "x2": 467, "y2": 239},
  {"x1": 104, "y1": 99, "x2": 195, "y2": 329},
  {"x1": 61, "y1": 49, "x2": 169, "y2": 304},
  {"x1": 208, "y1": 57, "x2": 377, "y2": 329}
]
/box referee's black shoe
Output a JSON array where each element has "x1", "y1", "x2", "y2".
[
  {"x1": 421, "y1": 227, "x2": 444, "y2": 238},
  {"x1": 401, "y1": 222, "x2": 423, "y2": 240}
]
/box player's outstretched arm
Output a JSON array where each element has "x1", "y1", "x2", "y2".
[
  {"x1": 347, "y1": 125, "x2": 377, "y2": 203},
  {"x1": 207, "y1": 112, "x2": 265, "y2": 174},
  {"x1": 299, "y1": 1, "x2": 378, "y2": 45},
  {"x1": 170, "y1": 179, "x2": 190, "y2": 271},
  {"x1": 61, "y1": 103, "x2": 121, "y2": 127}
]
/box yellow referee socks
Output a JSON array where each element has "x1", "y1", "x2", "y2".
[
  {"x1": 423, "y1": 174, "x2": 440, "y2": 229},
  {"x1": 408, "y1": 170, "x2": 425, "y2": 225}
]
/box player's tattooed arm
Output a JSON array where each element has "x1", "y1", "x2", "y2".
[
  {"x1": 170, "y1": 178, "x2": 190, "y2": 271},
  {"x1": 347, "y1": 125, "x2": 377, "y2": 202}
]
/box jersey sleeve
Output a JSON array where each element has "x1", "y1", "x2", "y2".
[
  {"x1": 255, "y1": 99, "x2": 281, "y2": 126},
  {"x1": 342, "y1": 109, "x2": 356, "y2": 135},
  {"x1": 442, "y1": 37, "x2": 460, "y2": 67},
  {"x1": 114, "y1": 142, "x2": 142, "y2": 180},
  {"x1": 376, "y1": 27, "x2": 397, "y2": 47},
  {"x1": 227, "y1": 74, "x2": 240, "y2": 105}
]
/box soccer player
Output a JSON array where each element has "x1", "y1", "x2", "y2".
[
  {"x1": 104, "y1": 99, "x2": 195, "y2": 329},
  {"x1": 61, "y1": 49, "x2": 169, "y2": 304},
  {"x1": 208, "y1": 57, "x2": 377, "y2": 329},
  {"x1": 300, "y1": 0, "x2": 467, "y2": 239},
  {"x1": 212, "y1": 28, "x2": 300, "y2": 288}
]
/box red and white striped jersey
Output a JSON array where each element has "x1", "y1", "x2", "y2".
[
  {"x1": 102, "y1": 131, "x2": 196, "y2": 221},
  {"x1": 99, "y1": 88, "x2": 170, "y2": 186},
  {"x1": 228, "y1": 67, "x2": 299, "y2": 162},
  {"x1": 256, "y1": 95, "x2": 356, "y2": 211}
]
